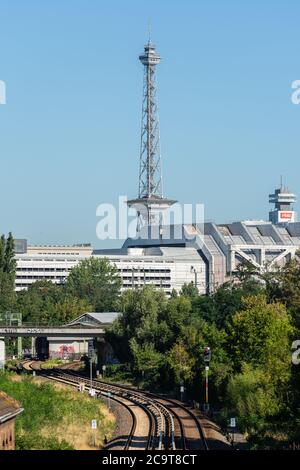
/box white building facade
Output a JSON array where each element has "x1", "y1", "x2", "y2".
[{"x1": 14, "y1": 219, "x2": 300, "y2": 296}]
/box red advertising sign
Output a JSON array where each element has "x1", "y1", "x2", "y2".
[{"x1": 279, "y1": 212, "x2": 293, "y2": 220}]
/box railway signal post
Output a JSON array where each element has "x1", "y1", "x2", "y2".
[
  {"x1": 180, "y1": 384, "x2": 184, "y2": 402},
  {"x1": 203, "y1": 347, "x2": 211, "y2": 412}
]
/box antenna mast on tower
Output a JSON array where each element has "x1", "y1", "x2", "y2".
[{"x1": 127, "y1": 37, "x2": 176, "y2": 228}]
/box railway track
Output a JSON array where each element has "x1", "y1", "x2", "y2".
[
  {"x1": 53, "y1": 368, "x2": 207, "y2": 451},
  {"x1": 23, "y1": 361, "x2": 208, "y2": 451},
  {"x1": 24, "y1": 363, "x2": 170, "y2": 450}
]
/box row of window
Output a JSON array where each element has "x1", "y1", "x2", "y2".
[
  {"x1": 122, "y1": 283, "x2": 172, "y2": 288},
  {"x1": 16, "y1": 275, "x2": 171, "y2": 281},
  {"x1": 17, "y1": 258, "x2": 78, "y2": 262},
  {"x1": 16, "y1": 275, "x2": 64, "y2": 280},
  {"x1": 16, "y1": 279, "x2": 172, "y2": 287},
  {"x1": 122, "y1": 276, "x2": 171, "y2": 281},
  {"x1": 16, "y1": 268, "x2": 171, "y2": 275},
  {"x1": 16, "y1": 274, "x2": 171, "y2": 281},
  {"x1": 32, "y1": 252, "x2": 85, "y2": 256},
  {"x1": 119, "y1": 268, "x2": 171, "y2": 273},
  {"x1": 111, "y1": 259, "x2": 174, "y2": 264},
  {"x1": 17, "y1": 258, "x2": 175, "y2": 264},
  {"x1": 17, "y1": 267, "x2": 70, "y2": 272}
]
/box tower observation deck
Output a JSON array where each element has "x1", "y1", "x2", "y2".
[
  {"x1": 127, "y1": 39, "x2": 176, "y2": 229},
  {"x1": 269, "y1": 184, "x2": 297, "y2": 224}
]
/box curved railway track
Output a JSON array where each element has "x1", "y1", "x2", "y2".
[
  {"x1": 24, "y1": 362, "x2": 169, "y2": 450},
  {"x1": 22, "y1": 361, "x2": 208, "y2": 451},
  {"x1": 53, "y1": 368, "x2": 207, "y2": 450}
]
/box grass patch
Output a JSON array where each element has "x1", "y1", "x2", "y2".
[
  {"x1": 40, "y1": 359, "x2": 85, "y2": 370},
  {"x1": 0, "y1": 371, "x2": 115, "y2": 450},
  {"x1": 40, "y1": 359, "x2": 68, "y2": 369}
]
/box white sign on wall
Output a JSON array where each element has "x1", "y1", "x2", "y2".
[{"x1": 278, "y1": 211, "x2": 295, "y2": 223}]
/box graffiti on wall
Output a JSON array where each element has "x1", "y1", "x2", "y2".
[{"x1": 58, "y1": 345, "x2": 75, "y2": 359}]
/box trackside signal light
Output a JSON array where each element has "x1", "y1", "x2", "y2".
[{"x1": 204, "y1": 346, "x2": 211, "y2": 363}]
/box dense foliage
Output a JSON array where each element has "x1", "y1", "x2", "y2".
[
  {"x1": 0, "y1": 233, "x2": 16, "y2": 312},
  {"x1": 65, "y1": 257, "x2": 121, "y2": 312},
  {"x1": 1, "y1": 233, "x2": 300, "y2": 448},
  {"x1": 0, "y1": 242, "x2": 122, "y2": 325},
  {"x1": 107, "y1": 262, "x2": 300, "y2": 449}
]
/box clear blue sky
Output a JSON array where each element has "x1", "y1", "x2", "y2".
[{"x1": 0, "y1": 0, "x2": 300, "y2": 247}]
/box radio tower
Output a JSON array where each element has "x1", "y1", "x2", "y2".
[{"x1": 127, "y1": 37, "x2": 176, "y2": 229}]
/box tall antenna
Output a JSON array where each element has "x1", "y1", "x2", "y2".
[
  {"x1": 127, "y1": 37, "x2": 176, "y2": 228},
  {"x1": 138, "y1": 39, "x2": 162, "y2": 198},
  {"x1": 148, "y1": 20, "x2": 152, "y2": 43}
]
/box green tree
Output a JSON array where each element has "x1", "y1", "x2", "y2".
[
  {"x1": 181, "y1": 318, "x2": 232, "y2": 401},
  {"x1": 3, "y1": 232, "x2": 16, "y2": 274},
  {"x1": 130, "y1": 339, "x2": 164, "y2": 380},
  {"x1": 16, "y1": 280, "x2": 91, "y2": 324},
  {"x1": 180, "y1": 282, "x2": 199, "y2": 298},
  {"x1": 235, "y1": 259, "x2": 260, "y2": 285},
  {"x1": 267, "y1": 256, "x2": 300, "y2": 330},
  {"x1": 225, "y1": 364, "x2": 282, "y2": 435},
  {"x1": 66, "y1": 257, "x2": 121, "y2": 311},
  {"x1": 167, "y1": 340, "x2": 195, "y2": 385},
  {"x1": 227, "y1": 295, "x2": 293, "y2": 382},
  {"x1": 191, "y1": 282, "x2": 263, "y2": 328},
  {"x1": 108, "y1": 286, "x2": 167, "y2": 362},
  {"x1": 0, "y1": 232, "x2": 16, "y2": 312},
  {"x1": 162, "y1": 295, "x2": 193, "y2": 341}
]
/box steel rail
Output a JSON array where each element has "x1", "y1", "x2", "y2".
[
  {"x1": 24, "y1": 362, "x2": 139, "y2": 451},
  {"x1": 63, "y1": 369, "x2": 207, "y2": 450},
  {"x1": 53, "y1": 369, "x2": 174, "y2": 450}
]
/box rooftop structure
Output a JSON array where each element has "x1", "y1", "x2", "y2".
[
  {"x1": 269, "y1": 182, "x2": 297, "y2": 224},
  {"x1": 66, "y1": 312, "x2": 120, "y2": 327}
]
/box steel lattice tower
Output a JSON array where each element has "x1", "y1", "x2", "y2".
[
  {"x1": 128, "y1": 39, "x2": 176, "y2": 228},
  {"x1": 139, "y1": 40, "x2": 162, "y2": 198}
]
